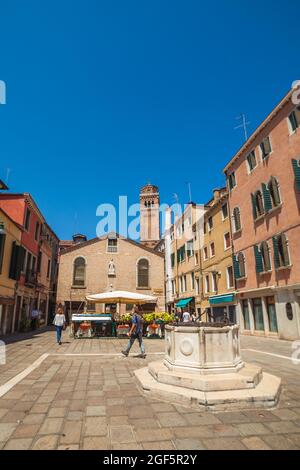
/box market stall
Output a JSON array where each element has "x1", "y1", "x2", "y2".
[{"x1": 71, "y1": 313, "x2": 114, "y2": 338}]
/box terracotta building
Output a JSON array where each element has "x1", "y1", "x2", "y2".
[
  {"x1": 0, "y1": 193, "x2": 59, "y2": 331},
  {"x1": 0, "y1": 208, "x2": 23, "y2": 334},
  {"x1": 224, "y1": 89, "x2": 300, "y2": 340},
  {"x1": 200, "y1": 188, "x2": 237, "y2": 322}
]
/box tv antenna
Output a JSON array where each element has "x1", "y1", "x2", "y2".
[
  {"x1": 234, "y1": 113, "x2": 250, "y2": 141},
  {"x1": 186, "y1": 182, "x2": 192, "y2": 202},
  {"x1": 5, "y1": 168, "x2": 11, "y2": 185}
]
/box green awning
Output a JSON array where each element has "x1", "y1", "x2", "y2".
[
  {"x1": 209, "y1": 294, "x2": 235, "y2": 305},
  {"x1": 176, "y1": 297, "x2": 193, "y2": 307}
]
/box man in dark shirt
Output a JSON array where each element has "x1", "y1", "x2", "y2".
[{"x1": 121, "y1": 306, "x2": 146, "y2": 358}]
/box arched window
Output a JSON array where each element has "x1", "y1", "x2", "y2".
[
  {"x1": 255, "y1": 190, "x2": 265, "y2": 217},
  {"x1": 260, "y1": 241, "x2": 271, "y2": 272},
  {"x1": 73, "y1": 257, "x2": 86, "y2": 286},
  {"x1": 268, "y1": 177, "x2": 281, "y2": 207},
  {"x1": 238, "y1": 252, "x2": 246, "y2": 278},
  {"x1": 137, "y1": 259, "x2": 149, "y2": 288},
  {"x1": 232, "y1": 207, "x2": 241, "y2": 232},
  {"x1": 277, "y1": 233, "x2": 290, "y2": 267}
]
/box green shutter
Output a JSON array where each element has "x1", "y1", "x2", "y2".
[
  {"x1": 0, "y1": 234, "x2": 6, "y2": 274},
  {"x1": 253, "y1": 245, "x2": 263, "y2": 273},
  {"x1": 251, "y1": 194, "x2": 257, "y2": 220},
  {"x1": 233, "y1": 255, "x2": 241, "y2": 279},
  {"x1": 16, "y1": 246, "x2": 26, "y2": 279},
  {"x1": 177, "y1": 248, "x2": 181, "y2": 264},
  {"x1": 292, "y1": 159, "x2": 300, "y2": 190},
  {"x1": 272, "y1": 236, "x2": 280, "y2": 268},
  {"x1": 181, "y1": 246, "x2": 185, "y2": 261},
  {"x1": 262, "y1": 183, "x2": 272, "y2": 212},
  {"x1": 9, "y1": 241, "x2": 18, "y2": 280}
]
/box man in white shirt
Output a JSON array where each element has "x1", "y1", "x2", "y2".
[{"x1": 182, "y1": 310, "x2": 191, "y2": 322}]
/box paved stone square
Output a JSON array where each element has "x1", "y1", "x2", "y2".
[{"x1": 0, "y1": 328, "x2": 300, "y2": 450}]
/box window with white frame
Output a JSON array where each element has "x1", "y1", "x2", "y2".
[
  {"x1": 208, "y1": 216, "x2": 213, "y2": 231},
  {"x1": 186, "y1": 240, "x2": 194, "y2": 257},
  {"x1": 221, "y1": 203, "x2": 228, "y2": 220},
  {"x1": 247, "y1": 150, "x2": 257, "y2": 172},
  {"x1": 203, "y1": 246, "x2": 208, "y2": 260},
  {"x1": 288, "y1": 106, "x2": 300, "y2": 133},
  {"x1": 210, "y1": 242, "x2": 215, "y2": 257},
  {"x1": 196, "y1": 277, "x2": 200, "y2": 295},
  {"x1": 191, "y1": 272, "x2": 195, "y2": 290},
  {"x1": 107, "y1": 237, "x2": 118, "y2": 253},
  {"x1": 205, "y1": 274, "x2": 210, "y2": 294},
  {"x1": 228, "y1": 172, "x2": 236, "y2": 191},
  {"x1": 232, "y1": 207, "x2": 242, "y2": 232},
  {"x1": 183, "y1": 275, "x2": 187, "y2": 292},
  {"x1": 260, "y1": 136, "x2": 272, "y2": 159},
  {"x1": 226, "y1": 266, "x2": 234, "y2": 289},
  {"x1": 212, "y1": 272, "x2": 217, "y2": 292},
  {"x1": 224, "y1": 232, "x2": 231, "y2": 250}
]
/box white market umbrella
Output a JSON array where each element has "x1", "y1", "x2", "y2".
[{"x1": 85, "y1": 290, "x2": 158, "y2": 305}]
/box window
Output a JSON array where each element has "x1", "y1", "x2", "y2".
[
  {"x1": 196, "y1": 277, "x2": 200, "y2": 295},
  {"x1": 228, "y1": 172, "x2": 236, "y2": 191},
  {"x1": 203, "y1": 246, "x2": 208, "y2": 260},
  {"x1": 170, "y1": 253, "x2": 175, "y2": 268},
  {"x1": 195, "y1": 252, "x2": 199, "y2": 265},
  {"x1": 205, "y1": 274, "x2": 210, "y2": 293},
  {"x1": 292, "y1": 159, "x2": 300, "y2": 191},
  {"x1": 186, "y1": 240, "x2": 194, "y2": 257},
  {"x1": 210, "y1": 242, "x2": 215, "y2": 257},
  {"x1": 233, "y1": 252, "x2": 245, "y2": 279},
  {"x1": 191, "y1": 272, "x2": 195, "y2": 290},
  {"x1": 260, "y1": 241, "x2": 271, "y2": 272},
  {"x1": 252, "y1": 190, "x2": 264, "y2": 219},
  {"x1": 212, "y1": 272, "x2": 217, "y2": 292},
  {"x1": 183, "y1": 275, "x2": 187, "y2": 292},
  {"x1": 232, "y1": 207, "x2": 241, "y2": 232},
  {"x1": 266, "y1": 296, "x2": 278, "y2": 332},
  {"x1": 24, "y1": 208, "x2": 31, "y2": 231},
  {"x1": 226, "y1": 266, "x2": 234, "y2": 288},
  {"x1": 73, "y1": 257, "x2": 86, "y2": 286},
  {"x1": 260, "y1": 136, "x2": 272, "y2": 159},
  {"x1": 237, "y1": 252, "x2": 246, "y2": 278},
  {"x1": 252, "y1": 298, "x2": 264, "y2": 331},
  {"x1": 107, "y1": 238, "x2": 118, "y2": 253},
  {"x1": 47, "y1": 259, "x2": 51, "y2": 278},
  {"x1": 35, "y1": 222, "x2": 39, "y2": 241},
  {"x1": 171, "y1": 280, "x2": 176, "y2": 295},
  {"x1": 247, "y1": 150, "x2": 257, "y2": 172},
  {"x1": 273, "y1": 233, "x2": 290, "y2": 268},
  {"x1": 208, "y1": 216, "x2": 213, "y2": 231},
  {"x1": 288, "y1": 106, "x2": 300, "y2": 132},
  {"x1": 0, "y1": 229, "x2": 6, "y2": 274},
  {"x1": 221, "y1": 203, "x2": 228, "y2": 220},
  {"x1": 267, "y1": 177, "x2": 281, "y2": 208},
  {"x1": 224, "y1": 232, "x2": 231, "y2": 250},
  {"x1": 177, "y1": 246, "x2": 185, "y2": 263},
  {"x1": 37, "y1": 251, "x2": 42, "y2": 273},
  {"x1": 242, "y1": 300, "x2": 250, "y2": 330},
  {"x1": 137, "y1": 258, "x2": 149, "y2": 287}
]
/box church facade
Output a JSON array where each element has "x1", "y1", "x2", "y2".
[{"x1": 56, "y1": 185, "x2": 165, "y2": 318}]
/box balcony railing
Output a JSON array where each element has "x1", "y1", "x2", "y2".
[{"x1": 25, "y1": 269, "x2": 38, "y2": 286}]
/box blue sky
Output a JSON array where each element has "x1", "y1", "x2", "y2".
[{"x1": 0, "y1": 0, "x2": 299, "y2": 240}]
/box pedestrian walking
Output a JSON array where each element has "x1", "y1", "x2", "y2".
[
  {"x1": 53, "y1": 307, "x2": 66, "y2": 345},
  {"x1": 121, "y1": 305, "x2": 146, "y2": 358},
  {"x1": 182, "y1": 309, "x2": 191, "y2": 323}
]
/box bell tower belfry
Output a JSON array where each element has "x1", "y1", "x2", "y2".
[{"x1": 140, "y1": 183, "x2": 160, "y2": 249}]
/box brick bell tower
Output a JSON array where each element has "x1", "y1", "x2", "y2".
[{"x1": 140, "y1": 183, "x2": 161, "y2": 249}]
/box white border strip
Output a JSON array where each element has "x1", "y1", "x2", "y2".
[
  {"x1": 0, "y1": 353, "x2": 49, "y2": 398},
  {"x1": 242, "y1": 348, "x2": 300, "y2": 364}
]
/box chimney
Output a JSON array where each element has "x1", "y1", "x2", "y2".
[
  {"x1": 72, "y1": 233, "x2": 87, "y2": 244},
  {"x1": 213, "y1": 188, "x2": 220, "y2": 201}
]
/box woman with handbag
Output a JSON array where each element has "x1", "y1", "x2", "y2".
[{"x1": 53, "y1": 307, "x2": 66, "y2": 345}]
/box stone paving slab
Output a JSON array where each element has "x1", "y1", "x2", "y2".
[{"x1": 0, "y1": 330, "x2": 299, "y2": 449}]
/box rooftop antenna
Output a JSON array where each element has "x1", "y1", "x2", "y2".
[
  {"x1": 172, "y1": 193, "x2": 179, "y2": 204},
  {"x1": 5, "y1": 168, "x2": 11, "y2": 185},
  {"x1": 186, "y1": 182, "x2": 192, "y2": 202},
  {"x1": 234, "y1": 113, "x2": 250, "y2": 141}
]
